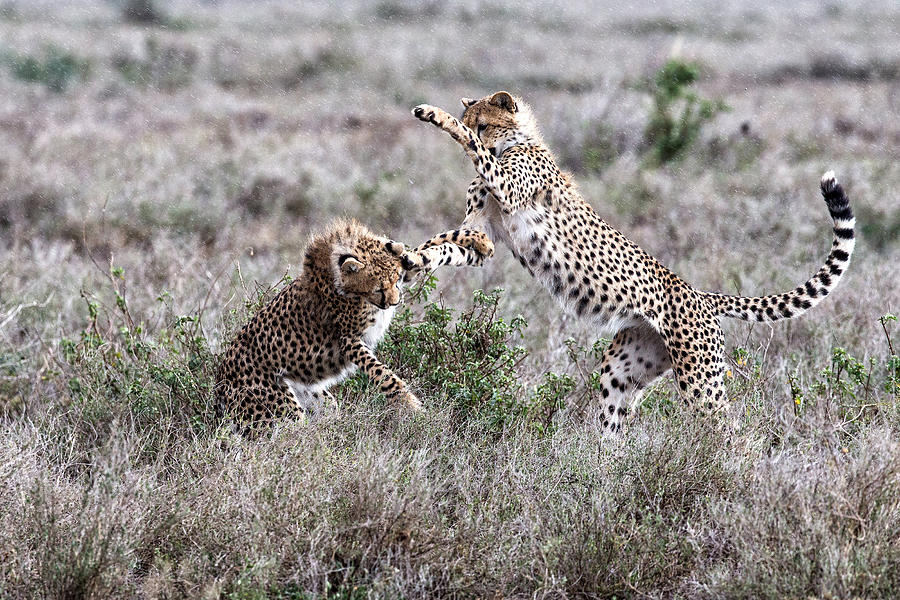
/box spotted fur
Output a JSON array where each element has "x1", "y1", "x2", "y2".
[
  {"x1": 215, "y1": 218, "x2": 478, "y2": 428},
  {"x1": 409, "y1": 92, "x2": 855, "y2": 433}
]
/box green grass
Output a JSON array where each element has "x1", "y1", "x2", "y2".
[{"x1": 2, "y1": 271, "x2": 898, "y2": 597}]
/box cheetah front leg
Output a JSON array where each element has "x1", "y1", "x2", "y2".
[
  {"x1": 367, "y1": 235, "x2": 472, "y2": 281},
  {"x1": 342, "y1": 340, "x2": 422, "y2": 411},
  {"x1": 401, "y1": 229, "x2": 494, "y2": 273},
  {"x1": 412, "y1": 104, "x2": 526, "y2": 214}
]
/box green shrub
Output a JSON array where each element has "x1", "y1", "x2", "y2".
[
  {"x1": 785, "y1": 338, "x2": 898, "y2": 430},
  {"x1": 737, "y1": 316, "x2": 900, "y2": 433},
  {"x1": 121, "y1": 0, "x2": 166, "y2": 25},
  {"x1": 8, "y1": 46, "x2": 89, "y2": 92},
  {"x1": 346, "y1": 279, "x2": 571, "y2": 433},
  {"x1": 644, "y1": 59, "x2": 728, "y2": 164},
  {"x1": 366, "y1": 280, "x2": 527, "y2": 430},
  {"x1": 59, "y1": 268, "x2": 218, "y2": 462}
]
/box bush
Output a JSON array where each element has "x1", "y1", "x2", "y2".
[
  {"x1": 346, "y1": 279, "x2": 573, "y2": 433},
  {"x1": 121, "y1": 0, "x2": 166, "y2": 25},
  {"x1": 784, "y1": 317, "x2": 900, "y2": 431},
  {"x1": 7, "y1": 45, "x2": 89, "y2": 92},
  {"x1": 58, "y1": 268, "x2": 218, "y2": 465},
  {"x1": 644, "y1": 59, "x2": 728, "y2": 164}
]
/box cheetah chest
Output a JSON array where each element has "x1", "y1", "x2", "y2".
[
  {"x1": 362, "y1": 305, "x2": 396, "y2": 349},
  {"x1": 285, "y1": 305, "x2": 396, "y2": 404},
  {"x1": 312, "y1": 304, "x2": 395, "y2": 388}
]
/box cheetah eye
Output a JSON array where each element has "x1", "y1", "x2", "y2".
[{"x1": 477, "y1": 124, "x2": 486, "y2": 136}]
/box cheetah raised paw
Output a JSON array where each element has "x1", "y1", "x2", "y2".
[
  {"x1": 461, "y1": 231, "x2": 494, "y2": 260},
  {"x1": 400, "y1": 250, "x2": 425, "y2": 272},
  {"x1": 412, "y1": 104, "x2": 442, "y2": 124}
]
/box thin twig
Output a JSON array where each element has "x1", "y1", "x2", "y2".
[
  {"x1": 0, "y1": 293, "x2": 55, "y2": 331},
  {"x1": 881, "y1": 317, "x2": 896, "y2": 356},
  {"x1": 82, "y1": 194, "x2": 114, "y2": 283},
  {"x1": 836, "y1": 403, "x2": 879, "y2": 431}
]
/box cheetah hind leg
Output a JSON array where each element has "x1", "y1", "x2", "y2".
[
  {"x1": 659, "y1": 313, "x2": 729, "y2": 417},
  {"x1": 232, "y1": 381, "x2": 308, "y2": 434},
  {"x1": 596, "y1": 323, "x2": 672, "y2": 436},
  {"x1": 286, "y1": 382, "x2": 338, "y2": 417}
]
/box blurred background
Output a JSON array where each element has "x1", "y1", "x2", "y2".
[
  {"x1": 1, "y1": 1, "x2": 899, "y2": 597},
  {"x1": 1, "y1": 0, "x2": 897, "y2": 378}
]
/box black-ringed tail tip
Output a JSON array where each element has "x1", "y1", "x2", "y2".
[
  {"x1": 821, "y1": 170, "x2": 855, "y2": 242},
  {"x1": 702, "y1": 170, "x2": 855, "y2": 323}
]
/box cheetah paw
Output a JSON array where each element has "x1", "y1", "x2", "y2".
[
  {"x1": 400, "y1": 251, "x2": 425, "y2": 272},
  {"x1": 401, "y1": 390, "x2": 423, "y2": 412},
  {"x1": 468, "y1": 233, "x2": 494, "y2": 260},
  {"x1": 412, "y1": 104, "x2": 441, "y2": 125}
]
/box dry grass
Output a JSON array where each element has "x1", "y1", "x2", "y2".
[{"x1": 1, "y1": 0, "x2": 899, "y2": 597}]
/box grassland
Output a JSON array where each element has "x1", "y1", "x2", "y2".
[{"x1": 1, "y1": 0, "x2": 899, "y2": 598}]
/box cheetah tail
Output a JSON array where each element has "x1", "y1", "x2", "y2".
[{"x1": 701, "y1": 171, "x2": 855, "y2": 323}]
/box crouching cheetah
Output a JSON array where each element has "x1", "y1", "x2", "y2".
[
  {"x1": 405, "y1": 92, "x2": 855, "y2": 433},
  {"x1": 216, "y1": 217, "x2": 493, "y2": 427}
]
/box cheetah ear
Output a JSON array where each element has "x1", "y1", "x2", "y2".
[
  {"x1": 461, "y1": 97, "x2": 476, "y2": 108},
  {"x1": 338, "y1": 254, "x2": 363, "y2": 274},
  {"x1": 489, "y1": 91, "x2": 517, "y2": 113}
]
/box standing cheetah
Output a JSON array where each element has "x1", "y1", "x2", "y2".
[
  {"x1": 404, "y1": 92, "x2": 855, "y2": 433},
  {"x1": 216, "y1": 217, "x2": 493, "y2": 427}
]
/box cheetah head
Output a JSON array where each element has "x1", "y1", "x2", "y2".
[
  {"x1": 460, "y1": 91, "x2": 542, "y2": 155},
  {"x1": 332, "y1": 238, "x2": 406, "y2": 310}
]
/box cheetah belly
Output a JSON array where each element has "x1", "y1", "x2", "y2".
[
  {"x1": 500, "y1": 207, "x2": 640, "y2": 335},
  {"x1": 501, "y1": 205, "x2": 545, "y2": 258}
]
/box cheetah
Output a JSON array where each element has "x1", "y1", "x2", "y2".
[
  {"x1": 216, "y1": 217, "x2": 493, "y2": 427},
  {"x1": 404, "y1": 91, "x2": 855, "y2": 433}
]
